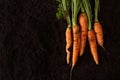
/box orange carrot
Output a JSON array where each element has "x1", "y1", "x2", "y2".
[
  {"x1": 78, "y1": 13, "x2": 88, "y2": 56},
  {"x1": 94, "y1": 22, "x2": 104, "y2": 48},
  {"x1": 65, "y1": 27, "x2": 72, "y2": 64},
  {"x1": 72, "y1": 26, "x2": 80, "y2": 68},
  {"x1": 88, "y1": 30, "x2": 99, "y2": 65}
]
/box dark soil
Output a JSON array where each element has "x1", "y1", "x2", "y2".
[{"x1": 0, "y1": 0, "x2": 120, "y2": 80}]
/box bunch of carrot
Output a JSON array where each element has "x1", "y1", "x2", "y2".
[{"x1": 56, "y1": 0, "x2": 104, "y2": 77}]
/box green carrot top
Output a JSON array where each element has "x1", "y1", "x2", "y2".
[
  {"x1": 82, "y1": 0, "x2": 92, "y2": 30},
  {"x1": 94, "y1": 0, "x2": 100, "y2": 22},
  {"x1": 72, "y1": 0, "x2": 81, "y2": 26},
  {"x1": 56, "y1": 0, "x2": 71, "y2": 27}
]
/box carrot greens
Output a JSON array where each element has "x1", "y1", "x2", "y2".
[
  {"x1": 56, "y1": 0, "x2": 71, "y2": 27},
  {"x1": 82, "y1": 0, "x2": 92, "y2": 30},
  {"x1": 94, "y1": 0, "x2": 100, "y2": 22},
  {"x1": 72, "y1": 0, "x2": 81, "y2": 26}
]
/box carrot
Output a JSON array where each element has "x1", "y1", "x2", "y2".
[
  {"x1": 94, "y1": 0, "x2": 104, "y2": 48},
  {"x1": 78, "y1": 13, "x2": 88, "y2": 56},
  {"x1": 94, "y1": 22, "x2": 104, "y2": 48},
  {"x1": 72, "y1": 26, "x2": 80, "y2": 68},
  {"x1": 65, "y1": 27, "x2": 72, "y2": 64},
  {"x1": 88, "y1": 30, "x2": 99, "y2": 65},
  {"x1": 71, "y1": 0, "x2": 81, "y2": 69}
]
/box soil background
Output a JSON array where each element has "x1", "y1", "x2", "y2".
[{"x1": 0, "y1": 0, "x2": 120, "y2": 80}]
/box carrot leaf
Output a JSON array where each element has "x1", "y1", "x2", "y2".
[{"x1": 56, "y1": 0, "x2": 71, "y2": 26}]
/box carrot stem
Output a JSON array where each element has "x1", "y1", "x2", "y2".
[
  {"x1": 82, "y1": 0, "x2": 92, "y2": 30},
  {"x1": 67, "y1": 16, "x2": 72, "y2": 27},
  {"x1": 81, "y1": 4, "x2": 85, "y2": 13},
  {"x1": 94, "y1": 0, "x2": 100, "y2": 22},
  {"x1": 72, "y1": 0, "x2": 81, "y2": 26}
]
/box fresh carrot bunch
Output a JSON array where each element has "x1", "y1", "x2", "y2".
[{"x1": 56, "y1": 0, "x2": 105, "y2": 79}]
